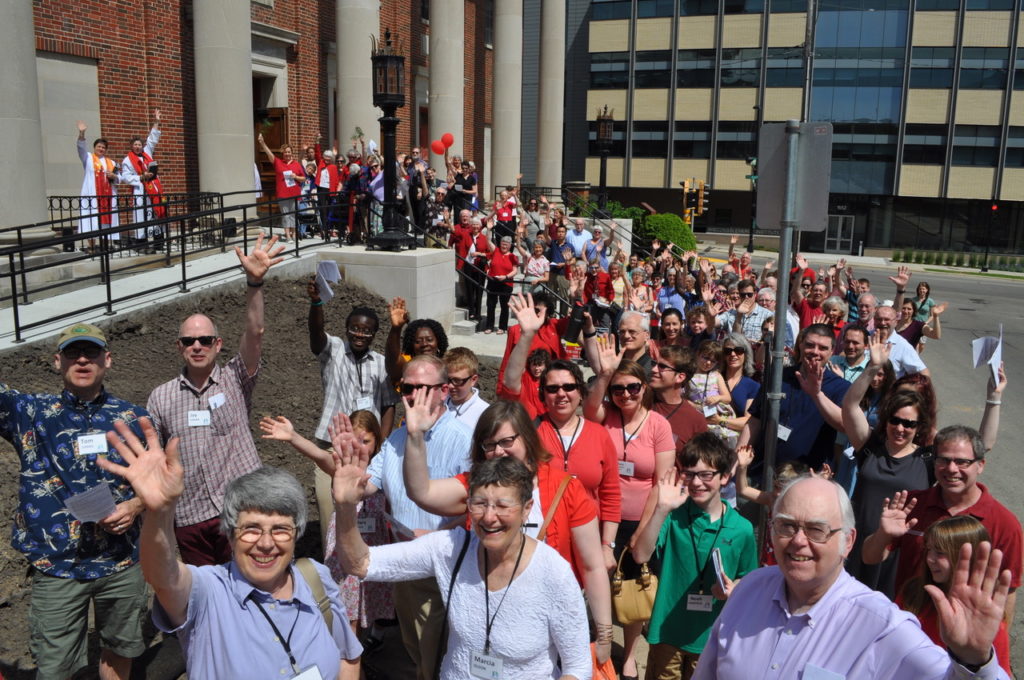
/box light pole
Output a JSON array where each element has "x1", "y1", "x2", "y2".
[
  {"x1": 368, "y1": 30, "x2": 415, "y2": 251},
  {"x1": 746, "y1": 104, "x2": 761, "y2": 253},
  {"x1": 596, "y1": 105, "x2": 614, "y2": 213}
]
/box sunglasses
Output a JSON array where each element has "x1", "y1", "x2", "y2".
[
  {"x1": 542, "y1": 383, "x2": 580, "y2": 394},
  {"x1": 609, "y1": 382, "x2": 643, "y2": 396},
  {"x1": 399, "y1": 382, "x2": 446, "y2": 396},
  {"x1": 179, "y1": 336, "x2": 217, "y2": 347},
  {"x1": 448, "y1": 375, "x2": 475, "y2": 387},
  {"x1": 888, "y1": 415, "x2": 919, "y2": 429},
  {"x1": 61, "y1": 345, "x2": 104, "y2": 360},
  {"x1": 722, "y1": 347, "x2": 746, "y2": 356},
  {"x1": 653, "y1": 361, "x2": 677, "y2": 373},
  {"x1": 739, "y1": 291, "x2": 755, "y2": 298}
]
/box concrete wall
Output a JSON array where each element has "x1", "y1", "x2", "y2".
[{"x1": 36, "y1": 53, "x2": 100, "y2": 198}]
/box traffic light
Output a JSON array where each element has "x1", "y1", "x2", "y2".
[
  {"x1": 680, "y1": 179, "x2": 692, "y2": 208},
  {"x1": 697, "y1": 180, "x2": 711, "y2": 216}
]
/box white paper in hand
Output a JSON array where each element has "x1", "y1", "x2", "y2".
[
  {"x1": 971, "y1": 324, "x2": 1002, "y2": 385},
  {"x1": 316, "y1": 261, "x2": 342, "y2": 304},
  {"x1": 64, "y1": 482, "x2": 118, "y2": 523}
]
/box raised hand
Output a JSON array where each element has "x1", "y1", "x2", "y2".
[
  {"x1": 154, "y1": 109, "x2": 162, "y2": 123},
  {"x1": 307, "y1": 275, "x2": 321, "y2": 302},
  {"x1": 878, "y1": 490, "x2": 918, "y2": 539},
  {"x1": 812, "y1": 313, "x2": 827, "y2": 325},
  {"x1": 595, "y1": 335, "x2": 626, "y2": 377},
  {"x1": 735, "y1": 445, "x2": 755, "y2": 469},
  {"x1": 98, "y1": 418, "x2": 183, "y2": 514},
  {"x1": 736, "y1": 294, "x2": 756, "y2": 316},
  {"x1": 931, "y1": 301, "x2": 948, "y2": 317},
  {"x1": 656, "y1": 468, "x2": 689, "y2": 512},
  {"x1": 836, "y1": 258, "x2": 847, "y2": 270},
  {"x1": 867, "y1": 332, "x2": 892, "y2": 368},
  {"x1": 389, "y1": 296, "x2": 409, "y2": 327},
  {"x1": 930, "y1": 541, "x2": 1012, "y2": 666},
  {"x1": 888, "y1": 265, "x2": 911, "y2": 289},
  {"x1": 826, "y1": 361, "x2": 844, "y2": 378},
  {"x1": 510, "y1": 292, "x2": 544, "y2": 335},
  {"x1": 795, "y1": 359, "x2": 825, "y2": 397},
  {"x1": 328, "y1": 412, "x2": 369, "y2": 473},
  {"x1": 77, "y1": 120, "x2": 88, "y2": 134},
  {"x1": 730, "y1": 235, "x2": 739, "y2": 246},
  {"x1": 235, "y1": 232, "x2": 285, "y2": 283},
  {"x1": 405, "y1": 384, "x2": 444, "y2": 436},
  {"x1": 330, "y1": 446, "x2": 371, "y2": 506},
  {"x1": 259, "y1": 415, "x2": 295, "y2": 442},
  {"x1": 794, "y1": 253, "x2": 808, "y2": 271}
]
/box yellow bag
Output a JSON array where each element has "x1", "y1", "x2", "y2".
[{"x1": 611, "y1": 547, "x2": 658, "y2": 625}]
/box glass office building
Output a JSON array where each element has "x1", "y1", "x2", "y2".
[{"x1": 567, "y1": 0, "x2": 1024, "y2": 254}]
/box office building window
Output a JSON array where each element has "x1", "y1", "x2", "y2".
[
  {"x1": 959, "y1": 47, "x2": 1008, "y2": 90},
  {"x1": 916, "y1": 0, "x2": 958, "y2": 8},
  {"x1": 964, "y1": 0, "x2": 1014, "y2": 8},
  {"x1": 1005, "y1": 127, "x2": 1024, "y2": 167},
  {"x1": 717, "y1": 121, "x2": 757, "y2": 159},
  {"x1": 592, "y1": 0, "x2": 633, "y2": 20},
  {"x1": 903, "y1": 123, "x2": 947, "y2": 165},
  {"x1": 483, "y1": 0, "x2": 494, "y2": 46},
  {"x1": 770, "y1": 0, "x2": 808, "y2": 12},
  {"x1": 724, "y1": 0, "x2": 766, "y2": 13},
  {"x1": 632, "y1": 121, "x2": 669, "y2": 157},
  {"x1": 766, "y1": 47, "x2": 805, "y2": 86},
  {"x1": 720, "y1": 48, "x2": 761, "y2": 87},
  {"x1": 591, "y1": 52, "x2": 630, "y2": 89},
  {"x1": 680, "y1": 0, "x2": 719, "y2": 15},
  {"x1": 909, "y1": 47, "x2": 954, "y2": 88},
  {"x1": 638, "y1": 0, "x2": 675, "y2": 17},
  {"x1": 674, "y1": 121, "x2": 712, "y2": 158},
  {"x1": 636, "y1": 50, "x2": 673, "y2": 88},
  {"x1": 677, "y1": 49, "x2": 716, "y2": 88},
  {"x1": 952, "y1": 125, "x2": 1001, "y2": 166}
]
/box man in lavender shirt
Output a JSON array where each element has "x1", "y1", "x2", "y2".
[{"x1": 694, "y1": 476, "x2": 1012, "y2": 679}]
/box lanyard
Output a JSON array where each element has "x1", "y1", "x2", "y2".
[
  {"x1": 621, "y1": 409, "x2": 649, "y2": 461},
  {"x1": 659, "y1": 400, "x2": 685, "y2": 423},
  {"x1": 550, "y1": 416, "x2": 582, "y2": 472},
  {"x1": 248, "y1": 594, "x2": 303, "y2": 674},
  {"x1": 687, "y1": 503, "x2": 726, "y2": 594},
  {"x1": 483, "y1": 534, "x2": 527, "y2": 653}
]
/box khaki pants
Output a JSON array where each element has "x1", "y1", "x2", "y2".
[
  {"x1": 314, "y1": 465, "x2": 334, "y2": 548},
  {"x1": 393, "y1": 577, "x2": 445, "y2": 680},
  {"x1": 646, "y1": 643, "x2": 700, "y2": 680}
]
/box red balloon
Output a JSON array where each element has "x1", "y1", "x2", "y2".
[
  {"x1": 430, "y1": 140, "x2": 446, "y2": 155},
  {"x1": 441, "y1": 133, "x2": 455, "y2": 148}
]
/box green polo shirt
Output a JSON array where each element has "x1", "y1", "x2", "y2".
[{"x1": 647, "y1": 498, "x2": 757, "y2": 653}]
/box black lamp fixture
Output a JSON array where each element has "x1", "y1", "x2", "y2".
[
  {"x1": 368, "y1": 29, "x2": 415, "y2": 251},
  {"x1": 596, "y1": 105, "x2": 614, "y2": 211}
]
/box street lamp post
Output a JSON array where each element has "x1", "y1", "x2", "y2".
[
  {"x1": 596, "y1": 105, "x2": 614, "y2": 213},
  {"x1": 369, "y1": 30, "x2": 415, "y2": 251}
]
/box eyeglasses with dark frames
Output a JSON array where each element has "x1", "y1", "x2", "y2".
[
  {"x1": 680, "y1": 469, "x2": 720, "y2": 483},
  {"x1": 178, "y1": 336, "x2": 217, "y2": 347},
  {"x1": 481, "y1": 434, "x2": 520, "y2": 452},
  {"x1": 609, "y1": 382, "x2": 643, "y2": 396},
  {"x1": 771, "y1": 518, "x2": 842, "y2": 544},
  {"x1": 448, "y1": 375, "x2": 475, "y2": 387},
  {"x1": 934, "y1": 456, "x2": 979, "y2": 469},
  {"x1": 542, "y1": 383, "x2": 580, "y2": 394},
  {"x1": 399, "y1": 382, "x2": 447, "y2": 396},
  {"x1": 653, "y1": 361, "x2": 677, "y2": 373}
]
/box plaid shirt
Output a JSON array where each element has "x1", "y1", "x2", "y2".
[
  {"x1": 716, "y1": 304, "x2": 774, "y2": 343},
  {"x1": 147, "y1": 354, "x2": 260, "y2": 527},
  {"x1": 315, "y1": 335, "x2": 398, "y2": 442},
  {"x1": 0, "y1": 385, "x2": 146, "y2": 579}
]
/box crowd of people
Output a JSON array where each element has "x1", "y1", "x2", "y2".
[{"x1": 1, "y1": 215, "x2": 1021, "y2": 680}]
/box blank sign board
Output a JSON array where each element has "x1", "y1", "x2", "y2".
[{"x1": 756, "y1": 122, "x2": 833, "y2": 232}]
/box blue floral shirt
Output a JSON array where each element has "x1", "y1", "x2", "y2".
[{"x1": 0, "y1": 384, "x2": 147, "y2": 579}]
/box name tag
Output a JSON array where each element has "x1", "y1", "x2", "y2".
[
  {"x1": 187, "y1": 410, "x2": 211, "y2": 427},
  {"x1": 470, "y1": 651, "x2": 503, "y2": 679},
  {"x1": 454, "y1": 184, "x2": 464, "y2": 192},
  {"x1": 777, "y1": 424, "x2": 792, "y2": 441},
  {"x1": 703, "y1": 404, "x2": 718, "y2": 418},
  {"x1": 292, "y1": 666, "x2": 324, "y2": 680},
  {"x1": 208, "y1": 393, "x2": 226, "y2": 409},
  {"x1": 686, "y1": 593, "x2": 714, "y2": 612},
  {"x1": 618, "y1": 460, "x2": 635, "y2": 477},
  {"x1": 357, "y1": 517, "x2": 377, "y2": 534},
  {"x1": 77, "y1": 433, "x2": 108, "y2": 456},
  {"x1": 355, "y1": 396, "x2": 373, "y2": 411},
  {"x1": 803, "y1": 664, "x2": 845, "y2": 680}
]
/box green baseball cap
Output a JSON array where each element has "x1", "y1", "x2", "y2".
[{"x1": 57, "y1": 323, "x2": 108, "y2": 350}]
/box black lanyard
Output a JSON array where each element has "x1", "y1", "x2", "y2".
[
  {"x1": 550, "y1": 416, "x2": 582, "y2": 472},
  {"x1": 687, "y1": 503, "x2": 726, "y2": 594},
  {"x1": 248, "y1": 594, "x2": 303, "y2": 674},
  {"x1": 482, "y1": 534, "x2": 527, "y2": 654},
  {"x1": 659, "y1": 400, "x2": 685, "y2": 423},
  {"x1": 621, "y1": 409, "x2": 649, "y2": 461}
]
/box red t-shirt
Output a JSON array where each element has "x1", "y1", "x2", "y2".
[
  {"x1": 487, "y1": 249, "x2": 519, "y2": 288},
  {"x1": 794, "y1": 298, "x2": 823, "y2": 329},
  {"x1": 496, "y1": 319, "x2": 571, "y2": 388},
  {"x1": 495, "y1": 371, "x2": 546, "y2": 419},
  {"x1": 652, "y1": 399, "x2": 709, "y2": 455},
  {"x1": 537, "y1": 418, "x2": 621, "y2": 526},
  {"x1": 495, "y1": 200, "x2": 515, "y2": 222},
  {"x1": 583, "y1": 271, "x2": 615, "y2": 304},
  {"x1": 273, "y1": 157, "x2": 304, "y2": 199},
  {"x1": 450, "y1": 224, "x2": 471, "y2": 269}
]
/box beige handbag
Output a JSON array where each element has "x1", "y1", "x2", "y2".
[{"x1": 611, "y1": 547, "x2": 658, "y2": 625}]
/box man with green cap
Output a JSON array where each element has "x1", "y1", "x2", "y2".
[{"x1": 0, "y1": 322, "x2": 148, "y2": 680}]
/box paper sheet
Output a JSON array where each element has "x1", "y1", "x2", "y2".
[
  {"x1": 971, "y1": 324, "x2": 1002, "y2": 384},
  {"x1": 63, "y1": 482, "x2": 117, "y2": 523},
  {"x1": 315, "y1": 261, "x2": 342, "y2": 304}
]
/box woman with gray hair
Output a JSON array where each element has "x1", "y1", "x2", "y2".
[
  {"x1": 819, "y1": 295, "x2": 848, "y2": 341},
  {"x1": 715, "y1": 333, "x2": 761, "y2": 435},
  {"x1": 483, "y1": 233, "x2": 519, "y2": 334},
  {"x1": 98, "y1": 420, "x2": 362, "y2": 679}
]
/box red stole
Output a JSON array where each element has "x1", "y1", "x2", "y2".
[
  {"x1": 128, "y1": 150, "x2": 166, "y2": 218},
  {"x1": 92, "y1": 155, "x2": 114, "y2": 224}
]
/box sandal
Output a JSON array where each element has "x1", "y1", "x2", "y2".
[
  {"x1": 484, "y1": 329, "x2": 493, "y2": 334},
  {"x1": 496, "y1": 329, "x2": 506, "y2": 335}
]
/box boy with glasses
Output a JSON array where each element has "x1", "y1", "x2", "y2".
[
  {"x1": 443, "y1": 347, "x2": 489, "y2": 430},
  {"x1": 860, "y1": 425, "x2": 1022, "y2": 623},
  {"x1": 634, "y1": 433, "x2": 757, "y2": 679}
]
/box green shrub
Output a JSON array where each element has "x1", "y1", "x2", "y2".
[
  {"x1": 903, "y1": 249, "x2": 912, "y2": 262},
  {"x1": 891, "y1": 251, "x2": 902, "y2": 262},
  {"x1": 636, "y1": 213, "x2": 697, "y2": 252},
  {"x1": 968, "y1": 253, "x2": 977, "y2": 268},
  {"x1": 954, "y1": 252, "x2": 964, "y2": 267},
  {"x1": 924, "y1": 252, "x2": 935, "y2": 265},
  {"x1": 945, "y1": 252, "x2": 955, "y2": 266}
]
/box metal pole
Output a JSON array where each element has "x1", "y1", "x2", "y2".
[
  {"x1": 761, "y1": 118, "x2": 802, "y2": 495},
  {"x1": 981, "y1": 205, "x2": 992, "y2": 272}
]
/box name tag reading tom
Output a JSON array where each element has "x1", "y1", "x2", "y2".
[
  {"x1": 357, "y1": 517, "x2": 377, "y2": 534},
  {"x1": 291, "y1": 666, "x2": 324, "y2": 680},
  {"x1": 187, "y1": 410, "x2": 211, "y2": 427},
  {"x1": 777, "y1": 424, "x2": 792, "y2": 441},
  {"x1": 470, "y1": 651, "x2": 503, "y2": 679},
  {"x1": 686, "y1": 593, "x2": 714, "y2": 612},
  {"x1": 77, "y1": 432, "x2": 108, "y2": 456},
  {"x1": 618, "y1": 460, "x2": 635, "y2": 477}
]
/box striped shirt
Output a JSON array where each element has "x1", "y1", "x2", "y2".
[
  {"x1": 147, "y1": 354, "x2": 261, "y2": 527},
  {"x1": 716, "y1": 304, "x2": 774, "y2": 342},
  {"x1": 366, "y1": 410, "x2": 472, "y2": 532},
  {"x1": 315, "y1": 335, "x2": 398, "y2": 441}
]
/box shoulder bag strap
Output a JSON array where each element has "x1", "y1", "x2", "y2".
[
  {"x1": 434, "y1": 529, "x2": 472, "y2": 680},
  {"x1": 537, "y1": 475, "x2": 573, "y2": 542},
  {"x1": 294, "y1": 557, "x2": 333, "y2": 632}
]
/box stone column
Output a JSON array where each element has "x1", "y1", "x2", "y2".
[
  {"x1": 492, "y1": 0, "x2": 523, "y2": 192},
  {"x1": 336, "y1": 0, "x2": 380, "y2": 154},
  {"x1": 429, "y1": 0, "x2": 465, "y2": 166},
  {"x1": 0, "y1": 3, "x2": 47, "y2": 230},
  {"x1": 536, "y1": 0, "x2": 565, "y2": 189},
  {"x1": 193, "y1": 0, "x2": 254, "y2": 204}
]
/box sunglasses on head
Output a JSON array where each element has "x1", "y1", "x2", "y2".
[
  {"x1": 888, "y1": 415, "x2": 919, "y2": 429},
  {"x1": 542, "y1": 382, "x2": 580, "y2": 394},
  {"x1": 179, "y1": 336, "x2": 217, "y2": 347},
  {"x1": 399, "y1": 382, "x2": 446, "y2": 396},
  {"x1": 609, "y1": 382, "x2": 643, "y2": 396}
]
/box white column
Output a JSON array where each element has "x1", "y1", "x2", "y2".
[
  {"x1": 0, "y1": 3, "x2": 47, "y2": 229},
  {"x1": 429, "y1": 0, "x2": 465, "y2": 166},
  {"x1": 536, "y1": 0, "x2": 566, "y2": 189},
  {"x1": 194, "y1": 0, "x2": 254, "y2": 204},
  {"x1": 336, "y1": 0, "x2": 380, "y2": 153},
  {"x1": 492, "y1": 0, "x2": 523, "y2": 192}
]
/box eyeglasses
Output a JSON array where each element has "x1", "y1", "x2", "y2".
[
  {"x1": 467, "y1": 497, "x2": 522, "y2": 517},
  {"x1": 542, "y1": 383, "x2": 580, "y2": 394},
  {"x1": 680, "y1": 470, "x2": 720, "y2": 482},
  {"x1": 61, "y1": 345, "x2": 104, "y2": 360},
  {"x1": 481, "y1": 434, "x2": 519, "y2": 452},
  {"x1": 888, "y1": 415, "x2": 919, "y2": 429},
  {"x1": 179, "y1": 336, "x2": 217, "y2": 347},
  {"x1": 739, "y1": 291, "x2": 756, "y2": 298},
  {"x1": 722, "y1": 347, "x2": 746, "y2": 356},
  {"x1": 653, "y1": 361, "x2": 677, "y2": 373},
  {"x1": 346, "y1": 327, "x2": 375, "y2": 338},
  {"x1": 448, "y1": 375, "x2": 475, "y2": 387},
  {"x1": 399, "y1": 382, "x2": 446, "y2": 396},
  {"x1": 771, "y1": 518, "x2": 842, "y2": 543},
  {"x1": 935, "y1": 456, "x2": 979, "y2": 469},
  {"x1": 801, "y1": 283, "x2": 812, "y2": 289},
  {"x1": 609, "y1": 382, "x2": 643, "y2": 396},
  {"x1": 235, "y1": 524, "x2": 297, "y2": 544}
]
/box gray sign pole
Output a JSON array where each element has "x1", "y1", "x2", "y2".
[{"x1": 761, "y1": 119, "x2": 802, "y2": 497}]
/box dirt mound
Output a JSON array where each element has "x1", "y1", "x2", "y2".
[{"x1": 0, "y1": 277, "x2": 497, "y2": 676}]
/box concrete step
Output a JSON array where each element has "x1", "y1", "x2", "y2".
[{"x1": 450, "y1": 319, "x2": 478, "y2": 336}]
